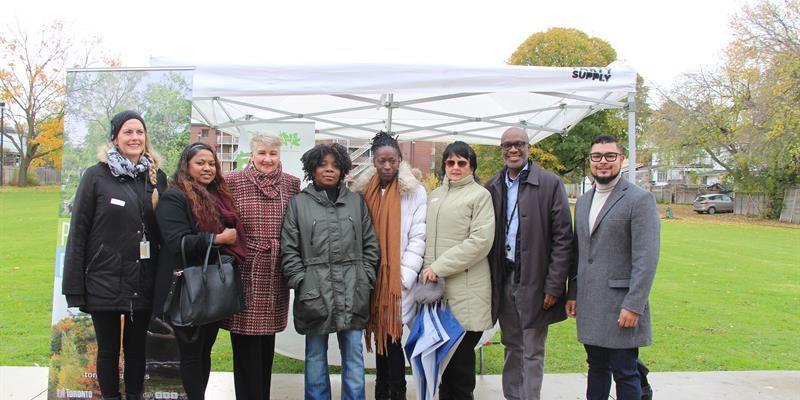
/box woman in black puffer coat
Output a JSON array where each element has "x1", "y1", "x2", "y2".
[{"x1": 62, "y1": 110, "x2": 167, "y2": 400}]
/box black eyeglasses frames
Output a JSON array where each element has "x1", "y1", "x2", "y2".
[
  {"x1": 500, "y1": 141, "x2": 528, "y2": 151},
  {"x1": 588, "y1": 152, "x2": 622, "y2": 162}
]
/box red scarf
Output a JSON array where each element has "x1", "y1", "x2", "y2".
[{"x1": 194, "y1": 185, "x2": 247, "y2": 266}]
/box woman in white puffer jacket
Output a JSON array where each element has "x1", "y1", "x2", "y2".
[{"x1": 350, "y1": 131, "x2": 426, "y2": 400}]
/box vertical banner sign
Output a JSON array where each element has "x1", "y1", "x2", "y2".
[{"x1": 49, "y1": 68, "x2": 194, "y2": 399}]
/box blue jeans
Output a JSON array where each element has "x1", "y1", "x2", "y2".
[
  {"x1": 305, "y1": 330, "x2": 365, "y2": 400},
  {"x1": 584, "y1": 344, "x2": 641, "y2": 400}
]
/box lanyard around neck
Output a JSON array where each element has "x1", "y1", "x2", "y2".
[
  {"x1": 505, "y1": 190, "x2": 519, "y2": 237},
  {"x1": 119, "y1": 177, "x2": 147, "y2": 237}
]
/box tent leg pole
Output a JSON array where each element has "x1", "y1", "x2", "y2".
[
  {"x1": 582, "y1": 157, "x2": 586, "y2": 194},
  {"x1": 627, "y1": 92, "x2": 637, "y2": 185},
  {"x1": 479, "y1": 345, "x2": 485, "y2": 375},
  {"x1": 385, "y1": 93, "x2": 394, "y2": 133}
]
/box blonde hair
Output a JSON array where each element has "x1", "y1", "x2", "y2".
[
  {"x1": 98, "y1": 133, "x2": 163, "y2": 207},
  {"x1": 250, "y1": 132, "x2": 282, "y2": 151}
]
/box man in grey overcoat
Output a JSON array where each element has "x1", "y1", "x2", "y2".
[
  {"x1": 566, "y1": 134, "x2": 660, "y2": 400},
  {"x1": 486, "y1": 127, "x2": 573, "y2": 400}
]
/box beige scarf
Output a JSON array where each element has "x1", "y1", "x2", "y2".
[{"x1": 364, "y1": 173, "x2": 403, "y2": 355}]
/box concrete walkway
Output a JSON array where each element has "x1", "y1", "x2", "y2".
[{"x1": 2, "y1": 367, "x2": 798, "y2": 399}]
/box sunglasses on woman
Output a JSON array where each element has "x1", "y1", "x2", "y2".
[{"x1": 445, "y1": 159, "x2": 469, "y2": 168}]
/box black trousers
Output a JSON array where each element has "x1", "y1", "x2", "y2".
[
  {"x1": 174, "y1": 324, "x2": 220, "y2": 400},
  {"x1": 439, "y1": 330, "x2": 483, "y2": 400},
  {"x1": 375, "y1": 339, "x2": 406, "y2": 389},
  {"x1": 90, "y1": 310, "x2": 151, "y2": 397},
  {"x1": 231, "y1": 333, "x2": 276, "y2": 400},
  {"x1": 584, "y1": 344, "x2": 641, "y2": 400}
]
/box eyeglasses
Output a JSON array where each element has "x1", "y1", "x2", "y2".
[
  {"x1": 501, "y1": 141, "x2": 528, "y2": 150},
  {"x1": 445, "y1": 159, "x2": 469, "y2": 168},
  {"x1": 589, "y1": 152, "x2": 622, "y2": 162}
]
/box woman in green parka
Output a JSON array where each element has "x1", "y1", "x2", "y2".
[{"x1": 280, "y1": 143, "x2": 379, "y2": 400}]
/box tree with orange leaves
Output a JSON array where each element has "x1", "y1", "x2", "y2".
[
  {"x1": 30, "y1": 116, "x2": 63, "y2": 169},
  {"x1": 0, "y1": 21, "x2": 107, "y2": 185}
]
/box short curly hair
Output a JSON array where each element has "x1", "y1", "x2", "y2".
[{"x1": 300, "y1": 143, "x2": 353, "y2": 184}]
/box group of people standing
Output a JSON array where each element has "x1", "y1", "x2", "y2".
[{"x1": 63, "y1": 110, "x2": 659, "y2": 400}]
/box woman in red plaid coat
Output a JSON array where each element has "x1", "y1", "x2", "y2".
[{"x1": 224, "y1": 133, "x2": 300, "y2": 399}]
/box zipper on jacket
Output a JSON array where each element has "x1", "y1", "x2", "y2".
[
  {"x1": 85, "y1": 244, "x2": 105, "y2": 273},
  {"x1": 311, "y1": 219, "x2": 317, "y2": 244},
  {"x1": 433, "y1": 189, "x2": 450, "y2": 260}
]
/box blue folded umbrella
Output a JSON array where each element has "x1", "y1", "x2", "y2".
[
  {"x1": 404, "y1": 303, "x2": 424, "y2": 398},
  {"x1": 433, "y1": 303, "x2": 465, "y2": 388},
  {"x1": 422, "y1": 305, "x2": 448, "y2": 399},
  {"x1": 406, "y1": 303, "x2": 438, "y2": 400},
  {"x1": 405, "y1": 302, "x2": 465, "y2": 400}
]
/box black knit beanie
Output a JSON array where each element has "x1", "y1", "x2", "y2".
[{"x1": 109, "y1": 110, "x2": 147, "y2": 141}]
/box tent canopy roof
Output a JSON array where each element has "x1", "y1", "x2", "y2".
[{"x1": 151, "y1": 59, "x2": 637, "y2": 145}]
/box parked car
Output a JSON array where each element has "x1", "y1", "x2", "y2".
[{"x1": 693, "y1": 194, "x2": 734, "y2": 214}]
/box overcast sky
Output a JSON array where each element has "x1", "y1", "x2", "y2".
[{"x1": 7, "y1": 0, "x2": 746, "y2": 94}]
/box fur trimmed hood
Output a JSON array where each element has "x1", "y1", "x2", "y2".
[
  {"x1": 96, "y1": 143, "x2": 113, "y2": 163},
  {"x1": 350, "y1": 161, "x2": 420, "y2": 194}
]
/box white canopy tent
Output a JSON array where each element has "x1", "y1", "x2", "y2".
[
  {"x1": 138, "y1": 61, "x2": 641, "y2": 365},
  {"x1": 151, "y1": 59, "x2": 639, "y2": 182}
]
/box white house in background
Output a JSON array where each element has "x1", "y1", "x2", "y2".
[
  {"x1": 1, "y1": 125, "x2": 22, "y2": 167},
  {"x1": 648, "y1": 151, "x2": 728, "y2": 186}
]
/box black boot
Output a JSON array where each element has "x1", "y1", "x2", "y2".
[
  {"x1": 101, "y1": 395, "x2": 121, "y2": 400},
  {"x1": 637, "y1": 358, "x2": 653, "y2": 400},
  {"x1": 390, "y1": 384, "x2": 407, "y2": 400},
  {"x1": 375, "y1": 381, "x2": 391, "y2": 400},
  {"x1": 125, "y1": 394, "x2": 143, "y2": 400},
  {"x1": 642, "y1": 384, "x2": 653, "y2": 400}
]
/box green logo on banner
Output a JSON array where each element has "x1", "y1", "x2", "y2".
[
  {"x1": 237, "y1": 152, "x2": 251, "y2": 171},
  {"x1": 280, "y1": 131, "x2": 301, "y2": 148}
]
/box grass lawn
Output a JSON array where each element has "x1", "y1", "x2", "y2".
[
  {"x1": 1, "y1": 186, "x2": 798, "y2": 373},
  {"x1": 0, "y1": 186, "x2": 61, "y2": 366}
]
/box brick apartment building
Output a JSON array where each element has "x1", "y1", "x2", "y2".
[
  {"x1": 191, "y1": 124, "x2": 443, "y2": 178},
  {"x1": 189, "y1": 124, "x2": 239, "y2": 172}
]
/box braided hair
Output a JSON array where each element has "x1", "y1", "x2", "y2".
[
  {"x1": 142, "y1": 143, "x2": 162, "y2": 207},
  {"x1": 370, "y1": 131, "x2": 402, "y2": 157}
]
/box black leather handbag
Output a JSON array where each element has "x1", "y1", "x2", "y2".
[{"x1": 163, "y1": 236, "x2": 244, "y2": 327}]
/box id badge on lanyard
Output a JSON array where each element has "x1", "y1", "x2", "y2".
[
  {"x1": 122, "y1": 180, "x2": 150, "y2": 260},
  {"x1": 140, "y1": 233, "x2": 151, "y2": 259}
]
